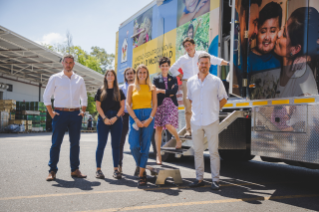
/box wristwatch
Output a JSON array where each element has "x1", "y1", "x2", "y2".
[
  {"x1": 116, "y1": 115, "x2": 120, "y2": 119},
  {"x1": 149, "y1": 116, "x2": 154, "y2": 120},
  {"x1": 102, "y1": 116, "x2": 107, "y2": 121}
]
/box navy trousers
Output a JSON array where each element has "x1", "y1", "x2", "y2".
[
  {"x1": 96, "y1": 110, "x2": 123, "y2": 168},
  {"x1": 48, "y1": 110, "x2": 82, "y2": 173}
]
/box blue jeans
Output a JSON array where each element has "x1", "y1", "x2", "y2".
[
  {"x1": 128, "y1": 108, "x2": 154, "y2": 168},
  {"x1": 96, "y1": 110, "x2": 123, "y2": 168},
  {"x1": 49, "y1": 110, "x2": 82, "y2": 173}
]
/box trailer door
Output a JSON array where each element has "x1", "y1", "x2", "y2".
[{"x1": 229, "y1": 0, "x2": 249, "y2": 98}]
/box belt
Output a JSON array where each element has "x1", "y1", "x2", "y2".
[
  {"x1": 55, "y1": 107, "x2": 80, "y2": 112},
  {"x1": 182, "y1": 79, "x2": 188, "y2": 81}
]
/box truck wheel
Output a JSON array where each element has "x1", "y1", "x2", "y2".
[
  {"x1": 151, "y1": 129, "x2": 175, "y2": 161},
  {"x1": 219, "y1": 150, "x2": 255, "y2": 161}
]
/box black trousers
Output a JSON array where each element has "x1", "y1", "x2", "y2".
[{"x1": 119, "y1": 113, "x2": 129, "y2": 166}]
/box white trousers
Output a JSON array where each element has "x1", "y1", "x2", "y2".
[{"x1": 191, "y1": 120, "x2": 220, "y2": 182}]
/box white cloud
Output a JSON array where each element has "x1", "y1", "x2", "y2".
[{"x1": 37, "y1": 33, "x2": 66, "y2": 45}]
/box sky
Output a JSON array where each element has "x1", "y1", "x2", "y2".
[{"x1": 0, "y1": 0, "x2": 153, "y2": 55}]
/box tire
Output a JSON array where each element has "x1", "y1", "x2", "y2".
[
  {"x1": 219, "y1": 149, "x2": 255, "y2": 161},
  {"x1": 151, "y1": 129, "x2": 176, "y2": 161}
]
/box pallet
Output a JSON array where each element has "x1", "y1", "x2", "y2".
[{"x1": 146, "y1": 162, "x2": 183, "y2": 185}]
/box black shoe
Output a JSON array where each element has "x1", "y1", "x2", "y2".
[
  {"x1": 113, "y1": 169, "x2": 122, "y2": 179},
  {"x1": 211, "y1": 181, "x2": 220, "y2": 190},
  {"x1": 134, "y1": 166, "x2": 139, "y2": 176},
  {"x1": 96, "y1": 170, "x2": 105, "y2": 179},
  {"x1": 189, "y1": 180, "x2": 205, "y2": 188}
]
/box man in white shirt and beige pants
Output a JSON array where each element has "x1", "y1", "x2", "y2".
[
  {"x1": 44, "y1": 54, "x2": 88, "y2": 181},
  {"x1": 170, "y1": 38, "x2": 229, "y2": 137},
  {"x1": 187, "y1": 52, "x2": 228, "y2": 190}
]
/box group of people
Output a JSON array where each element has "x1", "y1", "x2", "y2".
[{"x1": 43, "y1": 37, "x2": 229, "y2": 190}]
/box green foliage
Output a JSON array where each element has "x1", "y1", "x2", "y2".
[
  {"x1": 91, "y1": 46, "x2": 115, "y2": 73},
  {"x1": 86, "y1": 93, "x2": 97, "y2": 117},
  {"x1": 176, "y1": 12, "x2": 210, "y2": 59}
]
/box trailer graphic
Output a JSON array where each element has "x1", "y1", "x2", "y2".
[{"x1": 115, "y1": 0, "x2": 319, "y2": 169}]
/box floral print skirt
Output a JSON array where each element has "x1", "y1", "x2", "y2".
[{"x1": 154, "y1": 98, "x2": 178, "y2": 129}]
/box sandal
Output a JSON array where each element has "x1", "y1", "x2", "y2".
[
  {"x1": 138, "y1": 176, "x2": 147, "y2": 186},
  {"x1": 175, "y1": 140, "x2": 182, "y2": 149}
]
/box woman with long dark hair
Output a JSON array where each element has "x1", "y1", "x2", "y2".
[
  {"x1": 126, "y1": 64, "x2": 157, "y2": 186},
  {"x1": 274, "y1": 7, "x2": 319, "y2": 97},
  {"x1": 95, "y1": 70, "x2": 126, "y2": 179}
]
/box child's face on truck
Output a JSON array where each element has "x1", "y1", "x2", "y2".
[
  {"x1": 257, "y1": 17, "x2": 280, "y2": 54},
  {"x1": 184, "y1": 0, "x2": 199, "y2": 13}
]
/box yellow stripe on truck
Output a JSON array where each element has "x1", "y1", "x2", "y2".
[
  {"x1": 236, "y1": 102, "x2": 249, "y2": 107},
  {"x1": 252, "y1": 101, "x2": 268, "y2": 106},
  {"x1": 223, "y1": 103, "x2": 233, "y2": 108},
  {"x1": 272, "y1": 99, "x2": 289, "y2": 105},
  {"x1": 294, "y1": 97, "x2": 315, "y2": 104}
]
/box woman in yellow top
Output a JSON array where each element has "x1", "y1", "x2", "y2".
[{"x1": 126, "y1": 64, "x2": 157, "y2": 186}]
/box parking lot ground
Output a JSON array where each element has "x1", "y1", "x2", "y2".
[{"x1": 0, "y1": 132, "x2": 319, "y2": 212}]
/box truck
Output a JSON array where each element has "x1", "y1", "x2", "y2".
[{"x1": 115, "y1": 0, "x2": 319, "y2": 169}]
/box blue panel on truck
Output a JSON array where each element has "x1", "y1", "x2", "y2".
[
  {"x1": 117, "y1": 21, "x2": 134, "y2": 84},
  {"x1": 152, "y1": 0, "x2": 178, "y2": 39}
]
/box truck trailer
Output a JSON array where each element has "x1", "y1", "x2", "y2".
[{"x1": 115, "y1": 0, "x2": 319, "y2": 169}]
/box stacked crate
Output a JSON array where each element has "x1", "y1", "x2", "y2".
[
  {"x1": 0, "y1": 100, "x2": 16, "y2": 132},
  {"x1": 0, "y1": 111, "x2": 9, "y2": 132},
  {"x1": 31, "y1": 102, "x2": 46, "y2": 131},
  {"x1": 0, "y1": 100, "x2": 16, "y2": 112},
  {"x1": 15, "y1": 101, "x2": 47, "y2": 132}
]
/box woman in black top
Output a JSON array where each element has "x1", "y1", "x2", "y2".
[
  {"x1": 95, "y1": 70, "x2": 125, "y2": 179},
  {"x1": 153, "y1": 57, "x2": 182, "y2": 164}
]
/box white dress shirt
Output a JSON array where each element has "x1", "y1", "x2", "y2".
[
  {"x1": 170, "y1": 51, "x2": 223, "y2": 80},
  {"x1": 43, "y1": 71, "x2": 88, "y2": 108},
  {"x1": 187, "y1": 73, "x2": 227, "y2": 126}
]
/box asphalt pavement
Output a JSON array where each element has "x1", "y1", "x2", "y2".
[{"x1": 0, "y1": 132, "x2": 319, "y2": 212}]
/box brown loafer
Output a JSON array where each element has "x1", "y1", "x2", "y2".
[
  {"x1": 71, "y1": 169, "x2": 87, "y2": 178},
  {"x1": 46, "y1": 171, "x2": 56, "y2": 181}
]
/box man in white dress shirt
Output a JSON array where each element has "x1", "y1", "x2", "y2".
[
  {"x1": 170, "y1": 38, "x2": 229, "y2": 137},
  {"x1": 43, "y1": 54, "x2": 88, "y2": 181},
  {"x1": 187, "y1": 52, "x2": 228, "y2": 190}
]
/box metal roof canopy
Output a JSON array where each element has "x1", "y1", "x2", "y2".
[{"x1": 0, "y1": 25, "x2": 104, "y2": 93}]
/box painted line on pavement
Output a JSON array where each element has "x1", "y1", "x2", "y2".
[
  {"x1": 80, "y1": 194, "x2": 319, "y2": 212},
  {"x1": 0, "y1": 181, "x2": 295, "y2": 201}
]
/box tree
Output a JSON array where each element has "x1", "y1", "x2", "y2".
[{"x1": 90, "y1": 46, "x2": 115, "y2": 73}]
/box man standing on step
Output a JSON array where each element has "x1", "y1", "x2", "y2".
[
  {"x1": 170, "y1": 38, "x2": 229, "y2": 138},
  {"x1": 44, "y1": 54, "x2": 88, "y2": 181},
  {"x1": 187, "y1": 52, "x2": 228, "y2": 190}
]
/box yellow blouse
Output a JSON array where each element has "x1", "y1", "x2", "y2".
[{"x1": 132, "y1": 84, "x2": 152, "y2": 110}]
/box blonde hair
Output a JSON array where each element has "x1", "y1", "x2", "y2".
[{"x1": 134, "y1": 64, "x2": 153, "y2": 91}]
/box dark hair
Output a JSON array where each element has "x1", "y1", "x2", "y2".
[
  {"x1": 182, "y1": 37, "x2": 195, "y2": 47},
  {"x1": 187, "y1": 23, "x2": 194, "y2": 39},
  {"x1": 100, "y1": 70, "x2": 121, "y2": 102},
  {"x1": 288, "y1": 7, "x2": 319, "y2": 69},
  {"x1": 159, "y1": 57, "x2": 171, "y2": 66},
  {"x1": 250, "y1": 0, "x2": 262, "y2": 7},
  {"x1": 123, "y1": 67, "x2": 136, "y2": 83},
  {"x1": 258, "y1": 2, "x2": 282, "y2": 29}
]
